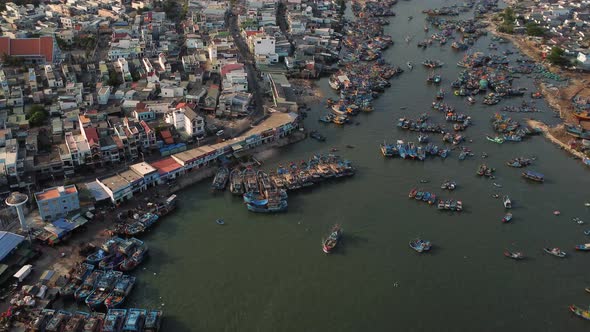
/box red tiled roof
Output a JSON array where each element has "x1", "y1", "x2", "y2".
[
  {"x1": 140, "y1": 120, "x2": 152, "y2": 134},
  {"x1": 160, "y1": 130, "x2": 174, "y2": 145},
  {"x1": 245, "y1": 30, "x2": 261, "y2": 37},
  {"x1": 84, "y1": 127, "x2": 99, "y2": 145},
  {"x1": 221, "y1": 63, "x2": 244, "y2": 76},
  {"x1": 0, "y1": 36, "x2": 54, "y2": 62},
  {"x1": 150, "y1": 157, "x2": 182, "y2": 175}
]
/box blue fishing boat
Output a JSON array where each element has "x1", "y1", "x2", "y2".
[
  {"x1": 247, "y1": 200, "x2": 288, "y2": 213},
  {"x1": 398, "y1": 141, "x2": 408, "y2": 159},
  {"x1": 439, "y1": 149, "x2": 449, "y2": 158},
  {"x1": 85, "y1": 270, "x2": 123, "y2": 310},
  {"x1": 422, "y1": 192, "x2": 431, "y2": 202},
  {"x1": 242, "y1": 192, "x2": 268, "y2": 206},
  {"x1": 409, "y1": 238, "x2": 432, "y2": 253},
  {"x1": 575, "y1": 244, "x2": 590, "y2": 251},
  {"x1": 74, "y1": 270, "x2": 102, "y2": 303},
  {"x1": 123, "y1": 308, "x2": 146, "y2": 332},
  {"x1": 61, "y1": 263, "x2": 94, "y2": 299},
  {"x1": 380, "y1": 143, "x2": 397, "y2": 157},
  {"x1": 144, "y1": 310, "x2": 163, "y2": 332},
  {"x1": 99, "y1": 252, "x2": 125, "y2": 270},
  {"x1": 65, "y1": 311, "x2": 89, "y2": 331},
  {"x1": 502, "y1": 213, "x2": 513, "y2": 223},
  {"x1": 102, "y1": 309, "x2": 127, "y2": 332},
  {"x1": 415, "y1": 191, "x2": 424, "y2": 200},
  {"x1": 45, "y1": 310, "x2": 71, "y2": 332},
  {"x1": 522, "y1": 170, "x2": 544, "y2": 182},
  {"x1": 408, "y1": 143, "x2": 418, "y2": 159},
  {"x1": 428, "y1": 194, "x2": 437, "y2": 205},
  {"x1": 105, "y1": 275, "x2": 136, "y2": 309}
]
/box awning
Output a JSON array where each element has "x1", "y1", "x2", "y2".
[{"x1": 85, "y1": 180, "x2": 110, "y2": 202}]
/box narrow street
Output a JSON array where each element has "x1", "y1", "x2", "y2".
[{"x1": 225, "y1": 5, "x2": 266, "y2": 120}]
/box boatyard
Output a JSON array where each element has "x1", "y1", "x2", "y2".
[{"x1": 2, "y1": 0, "x2": 590, "y2": 330}]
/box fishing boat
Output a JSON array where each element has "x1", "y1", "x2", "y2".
[
  {"x1": 585, "y1": 287, "x2": 590, "y2": 294},
  {"x1": 522, "y1": 170, "x2": 544, "y2": 182},
  {"x1": 456, "y1": 200, "x2": 463, "y2": 211},
  {"x1": 309, "y1": 130, "x2": 326, "y2": 142},
  {"x1": 407, "y1": 62, "x2": 413, "y2": 70},
  {"x1": 322, "y1": 224, "x2": 342, "y2": 254},
  {"x1": 85, "y1": 270, "x2": 123, "y2": 310},
  {"x1": 409, "y1": 238, "x2": 432, "y2": 253},
  {"x1": 123, "y1": 308, "x2": 146, "y2": 332},
  {"x1": 45, "y1": 310, "x2": 71, "y2": 332},
  {"x1": 570, "y1": 305, "x2": 590, "y2": 321},
  {"x1": 486, "y1": 135, "x2": 504, "y2": 144},
  {"x1": 503, "y1": 196, "x2": 512, "y2": 209},
  {"x1": 243, "y1": 167, "x2": 259, "y2": 193},
  {"x1": 119, "y1": 239, "x2": 148, "y2": 272},
  {"x1": 437, "y1": 200, "x2": 445, "y2": 209},
  {"x1": 418, "y1": 135, "x2": 428, "y2": 143},
  {"x1": 503, "y1": 250, "x2": 524, "y2": 260},
  {"x1": 435, "y1": 89, "x2": 445, "y2": 100},
  {"x1": 506, "y1": 158, "x2": 531, "y2": 168},
  {"x1": 61, "y1": 263, "x2": 95, "y2": 299},
  {"x1": 246, "y1": 200, "x2": 288, "y2": 213},
  {"x1": 467, "y1": 96, "x2": 476, "y2": 104},
  {"x1": 428, "y1": 194, "x2": 437, "y2": 205},
  {"x1": 544, "y1": 248, "x2": 566, "y2": 257},
  {"x1": 74, "y1": 270, "x2": 102, "y2": 303},
  {"x1": 575, "y1": 243, "x2": 590, "y2": 251},
  {"x1": 574, "y1": 111, "x2": 590, "y2": 121},
  {"x1": 502, "y1": 213, "x2": 513, "y2": 223},
  {"x1": 229, "y1": 169, "x2": 244, "y2": 195},
  {"x1": 441, "y1": 181, "x2": 456, "y2": 190},
  {"x1": 83, "y1": 312, "x2": 105, "y2": 332},
  {"x1": 102, "y1": 309, "x2": 127, "y2": 332},
  {"x1": 211, "y1": 167, "x2": 229, "y2": 191},
  {"x1": 64, "y1": 311, "x2": 88, "y2": 332},
  {"x1": 104, "y1": 275, "x2": 136, "y2": 309},
  {"x1": 144, "y1": 310, "x2": 163, "y2": 332},
  {"x1": 408, "y1": 188, "x2": 418, "y2": 198}
]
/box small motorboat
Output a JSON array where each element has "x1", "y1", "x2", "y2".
[
  {"x1": 575, "y1": 243, "x2": 590, "y2": 251},
  {"x1": 502, "y1": 213, "x2": 513, "y2": 223},
  {"x1": 216, "y1": 219, "x2": 225, "y2": 225},
  {"x1": 503, "y1": 196, "x2": 512, "y2": 209},
  {"x1": 503, "y1": 250, "x2": 524, "y2": 260},
  {"x1": 407, "y1": 62, "x2": 413, "y2": 70},
  {"x1": 569, "y1": 305, "x2": 590, "y2": 321},
  {"x1": 493, "y1": 183, "x2": 502, "y2": 188},
  {"x1": 585, "y1": 287, "x2": 590, "y2": 294},
  {"x1": 409, "y1": 238, "x2": 431, "y2": 253},
  {"x1": 544, "y1": 247, "x2": 566, "y2": 258}
]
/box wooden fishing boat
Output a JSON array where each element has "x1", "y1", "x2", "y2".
[
  {"x1": 575, "y1": 243, "x2": 590, "y2": 251},
  {"x1": 211, "y1": 167, "x2": 229, "y2": 191},
  {"x1": 119, "y1": 240, "x2": 148, "y2": 272},
  {"x1": 229, "y1": 168, "x2": 244, "y2": 195},
  {"x1": 104, "y1": 275, "x2": 136, "y2": 309},
  {"x1": 85, "y1": 271, "x2": 123, "y2": 310},
  {"x1": 102, "y1": 309, "x2": 127, "y2": 332},
  {"x1": 82, "y1": 312, "x2": 104, "y2": 332},
  {"x1": 123, "y1": 308, "x2": 146, "y2": 332},
  {"x1": 409, "y1": 238, "x2": 431, "y2": 253},
  {"x1": 408, "y1": 188, "x2": 418, "y2": 198},
  {"x1": 144, "y1": 310, "x2": 163, "y2": 332},
  {"x1": 574, "y1": 111, "x2": 590, "y2": 121},
  {"x1": 569, "y1": 305, "x2": 590, "y2": 321},
  {"x1": 503, "y1": 250, "x2": 524, "y2": 260},
  {"x1": 322, "y1": 224, "x2": 342, "y2": 254},
  {"x1": 45, "y1": 310, "x2": 71, "y2": 332},
  {"x1": 64, "y1": 311, "x2": 88, "y2": 332},
  {"x1": 544, "y1": 247, "x2": 566, "y2": 258},
  {"x1": 74, "y1": 270, "x2": 102, "y2": 303},
  {"x1": 522, "y1": 170, "x2": 544, "y2": 182}
]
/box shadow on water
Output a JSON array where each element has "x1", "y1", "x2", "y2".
[{"x1": 161, "y1": 316, "x2": 193, "y2": 332}]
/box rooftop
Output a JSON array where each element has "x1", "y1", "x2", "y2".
[
  {"x1": 130, "y1": 162, "x2": 157, "y2": 176},
  {"x1": 35, "y1": 185, "x2": 78, "y2": 202},
  {"x1": 150, "y1": 157, "x2": 183, "y2": 175}
]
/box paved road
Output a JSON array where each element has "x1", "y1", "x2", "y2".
[{"x1": 225, "y1": 7, "x2": 266, "y2": 120}]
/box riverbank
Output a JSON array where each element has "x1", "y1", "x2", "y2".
[
  {"x1": 527, "y1": 119, "x2": 587, "y2": 160},
  {"x1": 484, "y1": 15, "x2": 590, "y2": 160}
]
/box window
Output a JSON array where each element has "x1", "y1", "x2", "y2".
[{"x1": 257, "y1": 41, "x2": 261, "y2": 44}]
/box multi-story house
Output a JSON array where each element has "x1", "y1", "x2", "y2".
[{"x1": 34, "y1": 185, "x2": 80, "y2": 221}]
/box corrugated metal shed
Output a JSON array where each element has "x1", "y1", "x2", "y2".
[{"x1": 0, "y1": 232, "x2": 25, "y2": 262}]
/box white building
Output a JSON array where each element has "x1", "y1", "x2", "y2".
[
  {"x1": 165, "y1": 104, "x2": 205, "y2": 137},
  {"x1": 97, "y1": 86, "x2": 112, "y2": 105}
]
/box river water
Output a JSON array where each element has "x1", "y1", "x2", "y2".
[{"x1": 125, "y1": 1, "x2": 590, "y2": 331}]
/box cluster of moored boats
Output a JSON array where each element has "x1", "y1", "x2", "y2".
[
  {"x1": 213, "y1": 155, "x2": 355, "y2": 213},
  {"x1": 476, "y1": 164, "x2": 495, "y2": 178},
  {"x1": 408, "y1": 188, "x2": 463, "y2": 212},
  {"x1": 58, "y1": 237, "x2": 148, "y2": 312},
  {"x1": 112, "y1": 195, "x2": 177, "y2": 236},
  {"x1": 28, "y1": 307, "x2": 162, "y2": 332},
  {"x1": 381, "y1": 140, "x2": 450, "y2": 160}
]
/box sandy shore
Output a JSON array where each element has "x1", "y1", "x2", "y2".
[{"x1": 527, "y1": 119, "x2": 586, "y2": 159}]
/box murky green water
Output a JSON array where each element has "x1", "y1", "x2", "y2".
[{"x1": 124, "y1": 1, "x2": 590, "y2": 331}]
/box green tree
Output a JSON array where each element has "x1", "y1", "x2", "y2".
[
  {"x1": 546, "y1": 46, "x2": 569, "y2": 66},
  {"x1": 28, "y1": 110, "x2": 47, "y2": 127},
  {"x1": 525, "y1": 22, "x2": 546, "y2": 37},
  {"x1": 108, "y1": 69, "x2": 122, "y2": 87},
  {"x1": 26, "y1": 104, "x2": 45, "y2": 118}
]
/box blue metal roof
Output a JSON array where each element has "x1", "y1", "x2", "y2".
[{"x1": 0, "y1": 231, "x2": 25, "y2": 262}]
